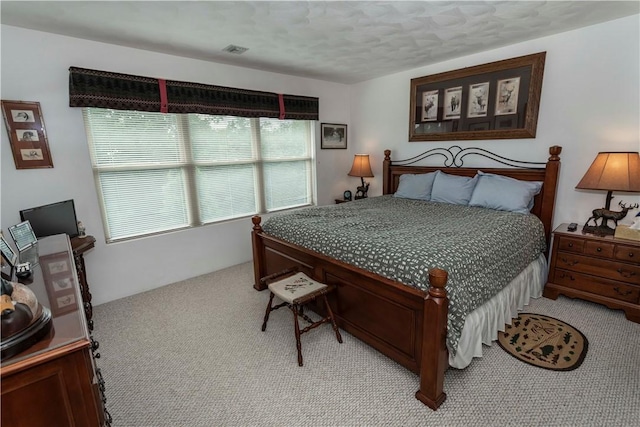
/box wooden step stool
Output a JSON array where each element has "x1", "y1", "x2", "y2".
[{"x1": 260, "y1": 268, "x2": 343, "y2": 366}]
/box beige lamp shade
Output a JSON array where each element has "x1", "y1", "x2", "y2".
[
  {"x1": 348, "y1": 154, "x2": 374, "y2": 178},
  {"x1": 576, "y1": 152, "x2": 640, "y2": 193}
]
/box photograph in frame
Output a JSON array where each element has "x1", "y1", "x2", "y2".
[
  {"x1": 421, "y1": 90, "x2": 439, "y2": 122},
  {"x1": 467, "y1": 82, "x2": 490, "y2": 118},
  {"x1": 320, "y1": 123, "x2": 347, "y2": 149},
  {"x1": 495, "y1": 77, "x2": 521, "y2": 116},
  {"x1": 443, "y1": 86, "x2": 462, "y2": 120},
  {"x1": 1, "y1": 100, "x2": 54, "y2": 169}
]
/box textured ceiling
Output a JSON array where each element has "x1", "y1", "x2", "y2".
[{"x1": 1, "y1": 1, "x2": 639, "y2": 84}]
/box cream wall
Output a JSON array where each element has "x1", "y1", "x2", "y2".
[
  {"x1": 0, "y1": 25, "x2": 351, "y2": 304},
  {"x1": 350, "y1": 15, "x2": 640, "y2": 227}
]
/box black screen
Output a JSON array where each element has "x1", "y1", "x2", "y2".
[{"x1": 20, "y1": 200, "x2": 79, "y2": 238}]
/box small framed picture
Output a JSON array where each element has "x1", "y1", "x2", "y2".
[
  {"x1": 467, "y1": 82, "x2": 490, "y2": 118},
  {"x1": 443, "y1": 86, "x2": 462, "y2": 120},
  {"x1": 495, "y1": 77, "x2": 521, "y2": 116},
  {"x1": 421, "y1": 90, "x2": 439, "y2": 122},
  {"x1": 1, "y1": 100, "x2": 54, "y2": 169},
  {"x1": 320, "y1": 123, "x2": 347, "y2": 149},
  {"x1": 40, "y1": 251, "x2": 78, "y2": 316}
]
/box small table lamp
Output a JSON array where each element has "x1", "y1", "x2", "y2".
[
  {"x1": 576, "y1": 151, "x2": 640, "y2": 235},
  {"x1": 348, "y1": 154, "x2": 374, "y2": 199}
]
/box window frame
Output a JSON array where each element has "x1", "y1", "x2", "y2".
[{"x1": 83, "y1": 109, "x2": 316, "y2": 242}]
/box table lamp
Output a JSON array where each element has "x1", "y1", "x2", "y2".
[
  {"x1": 576, "y1": 151, "x2": 640, "y2": 235},
  {"x1": 348, "y1": 154, "x2": 374, "y2": 199}
]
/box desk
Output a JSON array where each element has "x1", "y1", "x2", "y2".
[
  {"x1": 71, "y1": 235, "x2": 96, "y2": 330},
  {"x1": 1, "y1": 234, "x2": 110, "y2": 426}
]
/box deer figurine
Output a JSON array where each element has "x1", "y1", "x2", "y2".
[{"x1": 585, "y1": 201, "x2": 639, "y2": 230}]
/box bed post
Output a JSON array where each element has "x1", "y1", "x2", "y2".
[
  {"x1": 252, "y1": 215, "x2": 267, "y2": 291},
  {"x1": 415, "y1": 268, "x2": 448, "y2": 410},
  {"x1": 540, "y1": 145, "x2": 562, "y2": 246},
  {"x1": 383, "y1": 149, "x2": 392, "y2": 195}
]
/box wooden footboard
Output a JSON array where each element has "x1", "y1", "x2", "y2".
[{"x1": 252, "y1": 216, "x2": 449, "y2": 409}]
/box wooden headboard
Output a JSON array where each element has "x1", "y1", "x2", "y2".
[{"x1": 382, "y1": 145, "x2": 562, "y2": 247}]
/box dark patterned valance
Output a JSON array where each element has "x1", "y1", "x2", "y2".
[{"x1": 68, "y1": 67, "x2": 319, "y2": 120}]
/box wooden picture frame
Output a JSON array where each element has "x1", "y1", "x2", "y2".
[
  {"x1": 40, "y1": 252, "x2": 78, "y2": 316},
  {"x1": 320, "y1": 123, "x2": 347, "y2": 149},
  {"x1": 1, "y1": 100, "x2": 54, "y2": 169},
  {"x1": 409, "y1": 52, "x2": 546, "y2": 141}
]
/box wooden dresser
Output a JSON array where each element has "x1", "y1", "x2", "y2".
[
  {"x1": 1, "y1": 234, "x2": 108, "y2": 426},
  {"x1": 544, "y1": 223, "x2": 640, "y2": 322}
]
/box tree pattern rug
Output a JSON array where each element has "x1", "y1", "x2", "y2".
[{"x1": 497, "y1": 313, "x2": 588, "y2": 371}]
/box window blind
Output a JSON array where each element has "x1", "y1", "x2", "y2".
[{"x1": 83, "y1": 108, "x2": 314, "y2": 242}]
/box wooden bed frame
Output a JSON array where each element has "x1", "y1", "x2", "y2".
[{"x1": 251, "y1": 145, "x2": 562, "y2": 410}]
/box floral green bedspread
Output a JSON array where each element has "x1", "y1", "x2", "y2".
[{"x1": 261, "y1": 195, "x2": 546, "y2": 354}]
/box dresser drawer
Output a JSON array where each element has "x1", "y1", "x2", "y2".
[
  {"x1": 553, "y1": 269, "x2": 640, "y2": 303},
  {"x1": 614, "y1": 244, "x2": 640, "y2": 263},
  {"x1": 584, "y1": 240, "x2": 614, "y2": 258},
  {"x1": 557, "y1": 236, "x2": 584, "y2": 253},
  {"x1": 555, "y1": 252, "x2": 640, "y2": 285}
]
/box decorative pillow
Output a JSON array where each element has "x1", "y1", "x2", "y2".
[
  {"x1": 393, "y1": 171, "x2": 438, "y2": 201},
  {"x1": 430, "y1": 171, "x2": 478, "y2": 205},
  {"x1": 469, "y1": 171, "x2": 543, "y2": 214}
]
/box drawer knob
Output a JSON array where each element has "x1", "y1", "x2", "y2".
[
  {"x1": 568, "y1": 243, "x2": 573, "y2": 248},
  {"x1": 614, "y1": 287, "x2": 633, "y2": 296},
  {"x1": 617, "y1": 268, "x2": 636, "y2": 279},
  {"x1": 558, "y1": 272, "x2": 575, "y2": 281},
  {"x1": 629, "y1": 253, "x2": 635, "y2": 258},
  {"x1": 596, "y1": 247, "x2": 602, "y2": 252},
  {"x1": 560, "y1": 257, "x2": 578, "y2": 267}
]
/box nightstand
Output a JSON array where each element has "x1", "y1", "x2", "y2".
[{"x1": 544, "y1": 223, "x2": 640, "y2": 323}]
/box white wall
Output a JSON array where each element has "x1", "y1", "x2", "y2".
[
  {"x1": 1, "y1": 26, "x2": 351, "y2": 304},
  {"x1": 350, "y1": 15, "x2": 640, "y2": 227},
  {"x1": 2, "y1": 16, "x2": 639, "y2": 305}
]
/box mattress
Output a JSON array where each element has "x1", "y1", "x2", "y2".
[{"x1": 261, "y1": 195, "x2": 547, "y2": 355}]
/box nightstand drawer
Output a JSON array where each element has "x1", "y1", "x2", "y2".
[
  {"x1": 557, "y1": 236, "x2": 584, "y2": 253},
  {"x1": 614, "y1": 244, "x2": 640, "y2": 262},
  {"x1": 555, "y1": 252, "x2": 640, "y2": 284},
  {"x1": 554, "y1": 269, "x2": 640, "y2": 303},
  {"x1": 584, "y1": 241, "x2": 614, "y2": 258}
]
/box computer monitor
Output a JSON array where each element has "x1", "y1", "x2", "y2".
[{"x1": 19, "y1": 199, "x2": 79, "y2": 238}]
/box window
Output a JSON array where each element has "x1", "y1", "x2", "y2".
[{"x1": 83, "y1": 108, "x2": 315, "y2": 242}]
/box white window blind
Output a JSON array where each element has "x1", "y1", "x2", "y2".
[{"x1": 83, "y1": 108, "x2": 314, "y2": 242}]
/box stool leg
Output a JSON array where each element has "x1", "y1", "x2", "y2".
[
  {"x1": 292, "y1": 304, "x2": 304, "y2": 366},
  {"x1": 261, "y1": 292, "x2": 275, "y2": 332},
  {"x1": 323, "y1": 294, "x2": 343, "y2": 344}
]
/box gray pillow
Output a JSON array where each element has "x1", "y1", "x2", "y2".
[
  {"x1": 393, "y1": 171, "x2": 438, "y2": 201},
  {"x1": 430, "y1": 171, "x2": 478, "y2": 205},
  {"x1": 469, "y1": 171, "x2": 543, "y2": 214}
]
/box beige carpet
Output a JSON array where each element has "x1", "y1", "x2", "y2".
[{"x1": 93, "y1": 262, "x2": 640, "y2": 426}]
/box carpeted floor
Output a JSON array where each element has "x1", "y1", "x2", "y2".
[{"x1": 93, "y1": 262, "x2": 640, "y2": 426}]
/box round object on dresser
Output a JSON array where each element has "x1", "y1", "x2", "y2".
[{"x1": 343, "y1": 190, "x2": 352, "y2": 201}]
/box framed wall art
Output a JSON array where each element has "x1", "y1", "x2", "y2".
[
  {"x1": 40, "y1": 251, "x2": 78, "y2": 316},
  {"x1": 409, "y1": 52, "x2": 546, "y2": 141},
  {"x1": 321, "y1": 123, "x2": 347, "y2": 149},
  {"x1": 1, "y1": 100, "x2": 54, "y2": 169}
]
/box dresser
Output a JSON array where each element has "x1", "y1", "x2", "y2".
[
  {"x1": 544, "y1": 223, "x2": 640, "y2": 322},
  {"x1": 1, "y1": 234, "x2": 109, "y2": 426}
]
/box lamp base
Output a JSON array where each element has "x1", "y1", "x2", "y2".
[{"x1": 582, "y1": 224, "x2": 615, "y2": 237}]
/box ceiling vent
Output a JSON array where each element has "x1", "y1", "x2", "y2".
[{"x1": 223, "y1": 44, "x2": 249, "y2": 54}]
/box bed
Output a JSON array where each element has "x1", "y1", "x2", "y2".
[{"x1": 251, "y1": 145, "x2": 562, "y2": 410}]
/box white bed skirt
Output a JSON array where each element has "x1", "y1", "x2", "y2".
[{"x1": 449, "y1": 254, "x2": 547, "y2": 369}]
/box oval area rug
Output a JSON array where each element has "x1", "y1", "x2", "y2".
[{"x1": 497, "y1": 313, "x2": 588, "y2": 371}]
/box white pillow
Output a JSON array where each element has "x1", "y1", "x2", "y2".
[
  {"x1": 393, "y1": 171, "x2": 438, "y2": 201},
  {"x1": 469, "y1": 171, "x2": 542, "y2": 214},
  {"x1": 430, "y1": 171, "x2": 478, "y2": 205}
]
